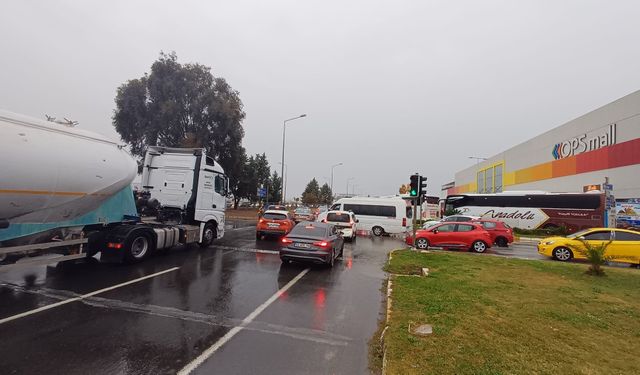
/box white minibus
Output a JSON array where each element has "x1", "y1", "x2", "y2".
[{"x1": 330, "y1": 197, "x2": 411, "y2": 236}]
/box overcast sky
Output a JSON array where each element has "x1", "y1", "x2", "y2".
[{"x1": 2, "y1": 0, "x2": 640, "y2": 199}]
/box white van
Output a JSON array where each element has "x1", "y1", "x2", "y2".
[{"x1": 330, "y1": 197, "x2": 411, "y2": 236}]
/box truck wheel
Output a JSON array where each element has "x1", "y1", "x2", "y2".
[
  {"x1": 124, "y1": 233, "x2": 152, "y2": 263},
  {"x1": 199, "y1": 222, "x2": 216, "y2": 248}
]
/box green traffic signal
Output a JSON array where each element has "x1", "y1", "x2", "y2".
[{"x1": 410, "y1": 189, "x2": 417, "y2": 196}]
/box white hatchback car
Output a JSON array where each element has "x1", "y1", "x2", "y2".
[{"x1": 322, "y1": 210, "x2": 358, "y2": 241}]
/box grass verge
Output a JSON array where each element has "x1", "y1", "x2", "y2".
[{"x1": 382, "y1": 250, "x2": 640, "y2": 374}]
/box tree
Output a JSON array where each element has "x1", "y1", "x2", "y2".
[
  {"x1": 301, "y1": 178, "x2": 320, "y2": 206},
  {"x1": 319, "y1": 183, "x2": 333, "y2": 205},
  {"x1": 229, "y1": 148, "x2": 248, "y2": 209},
  {"x1": 267, "y1": 171, "x2": 282, "y2": 204},
  {"x1": 113, "y1": 51, "x2": 246, "y2": 183}
]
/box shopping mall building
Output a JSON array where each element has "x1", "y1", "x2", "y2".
[{"x1": 444, "y1": 90, "x2": 640, "y2": 223}]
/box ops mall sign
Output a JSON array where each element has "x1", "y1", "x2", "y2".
[{"x1": 552, "y1": 123, "x2": 616, "y2": 160}]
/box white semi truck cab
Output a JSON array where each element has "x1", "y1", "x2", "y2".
[{"x1": 141, "y1": 146, "x2": 228, "y2": 241}]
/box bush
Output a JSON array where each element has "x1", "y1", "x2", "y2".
[
  {"x1": 569, "y1": 239, "x2": 613, "y2": 276},
  {"x1": 513, "y1": 225, "x2": 569, "y2": 237}
]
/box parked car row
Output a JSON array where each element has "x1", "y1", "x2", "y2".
[{"x1": 419, "y1": 215, "x2": 514, "y2": 248}]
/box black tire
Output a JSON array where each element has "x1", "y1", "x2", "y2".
[
  {"x1": 339, "y1": 243, "x2": 344, "y2": 258},
  {"x1": 495, "y1": 237, "x2": 508, "y2": 248},
  {"x1": 351, "y1": 234, "x2": 357, "y2": 242},
  {"x1": 415, "y1": 238, "x2": 429, "y2": 250},
  {"x1": 471, "y1": 240, "x2": 487, "y2": 253},
  {"x1": 124, "y1": 233, "x2": 152, "y2": 263},
  {"x1": 552, "y1": 247, "x2": 573, "y2": 262},
  {"x1": 198, "y1": 222, "x2": 216, "y2": 248},
  {"x1": 372, "y1": 226, "x2": 384, "y2": 237},
  {"x1": 256, "y1": 231, "x2": 262, "y2": 241},
  {"x1": 280, "y1": 257, "x2": 290, "y2": 264}
]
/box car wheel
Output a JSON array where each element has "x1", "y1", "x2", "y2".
[
  {"x1": 495, "y1": 237, "x2": 508, "y2": 248},
  {"x1": 372, "y1": 226, "x2": 384, "y2": 237},
  {"x1": 415, "y1": 238, "x2": 429, "y2": 250},
  {"x1": 352, "y1": 234, "x2": 357, "y2": 242},
  {"x1": 280, "y1": 257, "x2": 290, "y2": 264},
  {"x1": 471, "y1": 240, "x2": 487, "y2": 253},
  {"x1": 199, "y1": 223, "x2": 216, "y2": 248},
  {"x1": 552, "y1": 247, "x2": 573, "y2": 262},
  {"x1": 339, "y1": 243, "x2": 344, "y2": 258},
  {"x1": 256, "y1": 231, "x2": 262, "y2": 241}
]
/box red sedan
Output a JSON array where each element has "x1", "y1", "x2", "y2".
[
  {"x1": 472, "y1": 219, "x2": 514, "y2": 247},
  {"x1": 406, "y1": 222, "x2": 493, "y2": 253}
]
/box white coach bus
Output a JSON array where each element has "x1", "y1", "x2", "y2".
[{"x1": 330, "y1": 197, "x2": 411, "y2": 236}]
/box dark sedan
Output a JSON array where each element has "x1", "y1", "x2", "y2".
[{"x1": 280, "y1": 221, "x2": 344, "y2": 267}]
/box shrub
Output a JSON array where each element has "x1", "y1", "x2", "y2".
[{"x1": 569, "y1": 239, "x2": 613, "y2": 276}]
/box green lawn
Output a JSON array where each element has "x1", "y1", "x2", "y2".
[{"x1": 381, "y1": 250, "x2": 640, "y2": 374}]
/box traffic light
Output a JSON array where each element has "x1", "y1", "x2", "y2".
[
  {"x1": 418, "y1": 176, "x2": 427, "y2": 198},
  {"x1": 409, "y1": 174, "x2": 419, "y2": 197}
]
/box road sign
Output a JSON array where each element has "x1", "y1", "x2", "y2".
[
  {"x1": 603, "y1": 183, "x2": 613, "y2": 191},
  {"x1": 257, "y1": 187, "x2": 267, "y2": 198}
]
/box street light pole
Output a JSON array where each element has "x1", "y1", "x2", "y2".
[
  {"x1": 278, "y1": 162, "x2": 288, "y2": 204},
  {"x1": 280, "y1": 114, "x2": 307, "y2": 204},
  {"x1": 330, "y1": 162, "x2": 343, "y2": 198}
]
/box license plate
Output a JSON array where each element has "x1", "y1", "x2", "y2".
[
  {"x1": 294, "y1": 242, "x2": 311, "y2": 248},
  {"x1": 268, "y1": 223, "x2": 280, "y2": 228}
]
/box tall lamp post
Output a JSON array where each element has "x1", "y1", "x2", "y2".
[
  {"x1": 280, "y1": 114, "x2": 307, "y2": 204},
  {"x1": 330, "y1": 162, "x2": 343, "y2": 198},
  {"x1": 278, "y1": 162, "x2": 287, "y2": 204}
]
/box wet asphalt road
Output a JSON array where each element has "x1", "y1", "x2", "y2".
[{"x1": 0, "y1": 222, "x2": 400, "y2": 375}]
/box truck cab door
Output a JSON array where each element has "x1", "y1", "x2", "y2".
[{"x1": 194, "y1": 170, "x2": 227, "y2": 223}]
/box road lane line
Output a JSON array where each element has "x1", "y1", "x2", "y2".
[
  {"x1": 0, "y1": 266, "x2": 180, "y2": 325},
  {"x1": 178, "y1": 267, "x2": 310, "y2": 375}
]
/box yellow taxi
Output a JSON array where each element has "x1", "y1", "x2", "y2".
[{"x1": 537, "y1": 228, "x2": 640, "y2": 265}]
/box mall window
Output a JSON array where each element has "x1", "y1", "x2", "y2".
[
  {"x1": 477, "y1": 170, "x2": 485, "y2": 193},
  {"x1": 476, "y1": 163, "x2": 504, "y2": 193},
  {"x1": 494, "y1": 164, "x2": 503, "y2": 192}
]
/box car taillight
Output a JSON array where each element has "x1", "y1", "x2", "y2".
[
  {"x1": 281, "y1": 238, "x2": 293, "y2": 244},
  {"x1": 402, "y1": 218, "x2": 407, "y2": 227},
  {"x1": 313, "y1": 241, "x2": 330, "y2": 248}
]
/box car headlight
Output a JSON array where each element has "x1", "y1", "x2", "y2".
[{"x1": 543, "y1": 241, "x2": 555, "y2": 245}]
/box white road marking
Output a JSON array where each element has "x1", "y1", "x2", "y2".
[
  {"x1": 225, "y1": 226, "x2": 255, "y2": 232},
  {"x1": 178, "y1": 268, "x2": 310, "y2": 375},
  {"x1": 214, "y1": 245, "x2": 279, "y2": 254},
  {"x1": 0, "y1": 266, "x2": 180, "y2": 325}
]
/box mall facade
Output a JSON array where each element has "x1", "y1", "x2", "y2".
[{"x1": 444, "y1": 90, "x2": 640, "y2": 226}]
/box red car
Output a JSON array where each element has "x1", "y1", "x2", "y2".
[
  {"x1": 406, "y1": 222, "x2": 492, "y2": 253},
  {"x1": 472, "y1": 219, "x2": 514, "y2": 247},
  {"x1": 256, "y1": 210, "x2": 296, "y2": 240}
]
